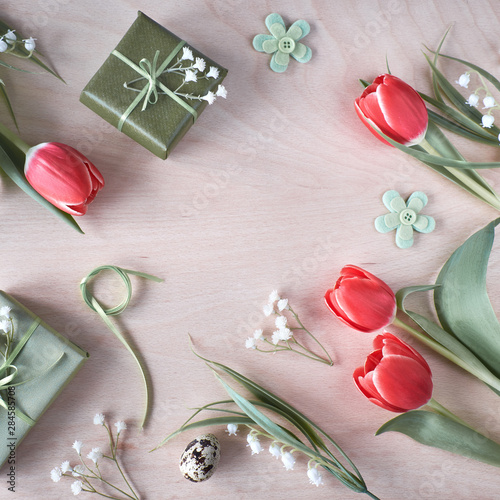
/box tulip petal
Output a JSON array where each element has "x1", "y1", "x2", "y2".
[
  {"x1": 374, "y1": 332, "x2": 432, "y2": 377},
  {"x1": 376, "y1": 75, "x2": 428, "y2": 145},
  {"x1": 373, "y1": 355, "x2": 433, "y2": 411},
  {"x1": 333, "y1": 276, "x2": 396, "y2": 332},
  {"x1": 357, "y1": 91, "x2": 409, "y2": 145},
  {"x1": 354, "y1": 368, "x2": 405, "y2": 412}
]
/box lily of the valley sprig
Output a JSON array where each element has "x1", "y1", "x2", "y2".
[
  {"x1": 154, "y1": 352, "x2": 380, "y2": 499},
  {"x1": 123, "y1": 46, "x2": 227, "y2": 106},
  {"x1": 0, "y1": 306, "x2": 14, "y2": 361},
  {"x1": 245, "y1": 290, "x2": 333, "y2": 365},
  {"x1": 0, "y1": 19, "x2": 64, "y2": 128},
  {"x1": 50, "y1": 414, "x2": 139, "y2": 500}
]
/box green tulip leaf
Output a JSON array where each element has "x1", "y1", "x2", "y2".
[
  {"x1": 396, "y1": 285, "x2": 500, "y2": 392},
  {"x1": 434, "y1": 219, "x2": 500, "y2": 379},
  {"x1": 377, "y1": 410, "x2": 500, "y2": 468},
  {"x1": 0, "y1": 143, "x2": 83, "y2": 233},
  {"x1": 0, "y1": 80, "x2": 18, "y2": 130}
]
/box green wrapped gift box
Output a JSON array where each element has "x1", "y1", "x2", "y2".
[
  {"x1": 80, "y1": 11, "x2": 228, "y2": 159},
  {"x1": 0, "y1": 291, "x2": 89, "y2": 467}
]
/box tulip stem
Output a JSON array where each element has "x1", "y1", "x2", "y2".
[
  {"x1": 419, "y1": 137, "x2": 500, "y2": 210},
  {"x1": 0, "y1": 120, "x2": 30, "y2": 154},
  {"x1": 393, "y1": 316, "x2": 500, "y2": 392},
  {"x1": 425, "y1": 398, "x2": 472, "y2": 429}
]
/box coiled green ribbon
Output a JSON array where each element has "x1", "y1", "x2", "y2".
[
  {"x1": 112, "y1": 41, "x2": 198, "y2": 131},
  {"x1": 80, "y1": 266, "x2": 163, "y2": 428}
]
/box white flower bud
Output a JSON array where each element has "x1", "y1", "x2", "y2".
[
  {"x1": 5, "y1": 30, "x2": 16, "y2": 43},
  {"x1": 466, "y1": 94, "x2": 479, "y2": 107},
  {"x1": 483, "y1": 95, "x2": 496, "y2": 109},
  {"x1": 0, "y1": 39, "x2": 8, "y2": 53},
  {"x1": 456, "y1": 73, "x2": 470, "y2": 88},
  {"x1": 23, "y1": 37, "x2": 36, "y2": 51},
  {"x1": 482, "y1": 114, "x2": 495, "y2": 128}
]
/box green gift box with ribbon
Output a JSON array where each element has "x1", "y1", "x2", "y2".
[
  {"x1": 0, "y1": 291, "x2": 89, "y2": 467},
  {"x1": 80, "y1": 11, "x2": 228, "y2": 159}
]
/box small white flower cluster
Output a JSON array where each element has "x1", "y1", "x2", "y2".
[
  {"x1": 50, "y1": 414, "x2": 136, "y2": 498},
  {"x1": 244, "y1": 290, "x2": 333, "y2": 365},
  {"x1": 245, "y1": 290, "x2": 290, "y2": 350},
  {"x1": 0, "y1": 30, "x2": 36, "y2": 53},
  {"x1": 456, "y1": 71, "x2": 500, "y2": 132},
  {"x1": 0, "y1": 306, "x2": 12, "y2": 334},
  {"x1": 171, "y1": 46, "x2": 227, "y2": 105},
  {"x1": 230, "y1": 425, "x2": 323, "y2": 487}
]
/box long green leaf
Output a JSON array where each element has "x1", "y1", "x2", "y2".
[
  {"x1": 153, "y1": 416, "x2": 255, "y2": 449},
  {"x1": 377, "y1": 410, "x2": 500, "y2": 467},
  {"x1": 0, "y1": 80, "x2": 17, "y2": 129},
  {"x1": 428, "y1": 110, "x2": 499, "y2": 146},
  {"x1": 434, "y1": 219, "x2": 500, "y2": 378},
  {"x1": 198, "y1": 355, "x2": 360, "y2": 475},
  {"x1": 396, "y1": 285, "x2": 500, "y2": 391},
  {"x1": 0, "y1": 143, "x2": 83, "y2": 233}
]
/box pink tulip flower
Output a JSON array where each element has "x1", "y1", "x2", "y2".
[
  {"x1": 355, "y1": 74, "x2": 428, "y2": 146},
  {"x1": 24, "y1": 142, "x2": 104, "y2": 216},
  {"x1": 353, "y1": 332, "x2": 433, "y2": 412},
  {"x1": 324, "y1": 265, "x2": 397, "y2": 333}
]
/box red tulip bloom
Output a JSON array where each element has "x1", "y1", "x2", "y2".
[
  {"x1": 353, "y1": 332, "x2": 433, "y2": 412},
  {"x1": 25, "y1": 142, "x2": 104, "y2": 216},
  {"x1": 324, "y1": 265, "x2": 396, "y2": 333},
  {"x1": 355, "y1": 74, "x2": 428, "y2": 147}
]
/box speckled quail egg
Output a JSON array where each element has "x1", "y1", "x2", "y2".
[{"x1": 179, "y1": 433, "x2": 220, "y2": 482}]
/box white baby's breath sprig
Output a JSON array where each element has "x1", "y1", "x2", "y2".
[
  {"x1": 244, "y1": 292, "x2": 333, "y2": 365},
  {"x1": 52, "y1": 414, "x2": 139, "y2": 500}
]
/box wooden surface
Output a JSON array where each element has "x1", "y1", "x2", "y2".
[{"x1": 2, "y1": 1, "x2": 500, "y2": 499}]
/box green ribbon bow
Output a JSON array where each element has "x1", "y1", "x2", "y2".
[
  {"x1": 0, "y1": 318, "x2": 42, "y2": 427},
  {"x1": 112, "y1": 41, "x2": 198, "y2": 131},
  {"x1": 80, "y1": 265, "x2": 163, "y2": 428}
]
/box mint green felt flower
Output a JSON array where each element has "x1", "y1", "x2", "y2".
[
  {"x1": 375, "y1": 190, "x2": 435, "y2": 249},
  {"x1": 252, "y1": 14, "x2": 312, "y2": 73}
]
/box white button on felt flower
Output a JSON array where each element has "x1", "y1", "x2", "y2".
[{"x1": 375, "y1": 190, "x2": 435, "y2": 248}]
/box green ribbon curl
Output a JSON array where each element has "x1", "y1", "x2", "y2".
[
  {"x1": 112, "y1": 41, "x2": 198, "y2": 131},
  {"x1": 80, "y1": 265, "x2": 163, "y2": 428}
]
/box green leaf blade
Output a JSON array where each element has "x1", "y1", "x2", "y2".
[
  {"x1": 434, "y1": 219, "x2": 500, "y2": 378},
  {"x1": 377, "y1": 410, "x2": 500, "y2": 468}
]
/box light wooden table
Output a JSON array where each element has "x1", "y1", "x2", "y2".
[{"x1": 2, "y1": 1, "x2": 500, "y2": 499}]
